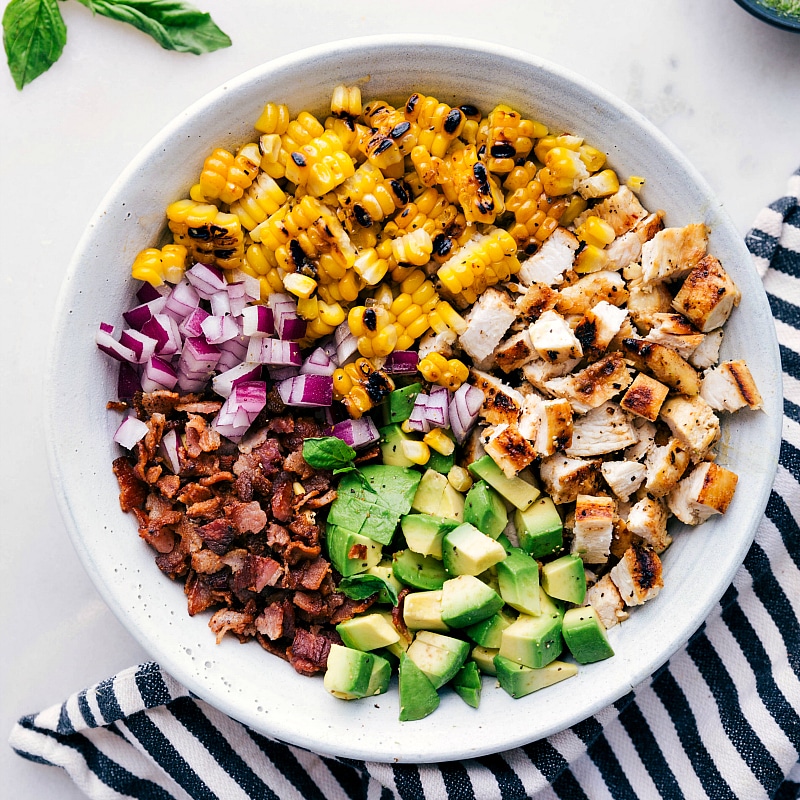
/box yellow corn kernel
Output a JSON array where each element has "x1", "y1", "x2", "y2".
[
  {"x1": 254, "y1": 102, "x2": 290, "y2": 134},
  {"x1": 360, "y1": 100, "x2": 419, "y2": 170},
  {"x1": 284, "y1": 130, "x2": 356, "y2": 197},
  {"x1": 579, "y1": 145, "x2": 607, "y2": 172},
  {"x1": 575, "y1": 216, "x2": 616, "y2": 248},
  {"x1": 447, "y1": 465, "x2": 473, "y2": 493},
  {"x1": 333, "y1": 368, "x2": 354, "y2": 398},
  {"x1": 410, "y1": 145, "x2": 444, "y2": 187},
  {"x1": 627, "y1": 175, "x2": 646, "y2": 192},
  {"x1": 199, "y1": 144, "x2": 261, "y2": 205},
  {"x1": 440, "y1": 144, "x2": 504, "y2": 224},
  {"x1": 559, "y1": 195, "x2": 589, "y2": 227},
  {"x1": 400, "y1": 418, "x2": 416, "y2": 434},
  {"x1": 401, "y1": 439, "x2": 431, "y2": 466},
  {"x1": 296, "y1": 295, "x2": 319, "y2": 320},
  {"x1": 574, "y1": 243, "x2": 612, "y2": 274},
  {"x1": 318, "y1": 300, "x2": 346, "y2": 327},
  {"x1": 353, "y1": 248, "x2": 389, "y2": 285},
  {"x1": 229, "y1": 172, "x2": 288, "y2": 230},
  {"x1": 283, "y1": 272, "x2": 318, "y2": 299},
  {"x1": 423, "y1": 428, "x2": 455, "y2": 456},
  {"x1": 391, "y1": 228, "x2": 434, "y2": 266},
  {"x1": 331, "y1": 84, "x2": 362, "y2": 118},
  {"x1": 418, "y1": 352, "x2": 447, "y2": 382},
  {"x1": 167, "y1": 201, "x2": 244, "y2": 270},
  {"x1": 131, "y1": 244, "x2": 188, "y2": 287},
  {"x1": 433, "y1": 301, "x2": 468, "y2": 335},
  {"x1": 578, "y1": 168, "x2": 620, "y2": 199},
  {"x1": 258, "y1": 133, "x2": 282, "y2": 165},
  {"x1": 371, "y1": 324, "x2": 399, "y2": 357},
  {"x1": 533, "y1": 134, "x2": 583, "y2": 163}
]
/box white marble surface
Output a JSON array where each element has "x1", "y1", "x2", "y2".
[{"x1": 1, "y1": 1, "x2": 798, "y2": 796}]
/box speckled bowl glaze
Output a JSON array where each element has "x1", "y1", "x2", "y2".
[{"x1": 47, "y1": 36, "x2": 782, "y2": 763}]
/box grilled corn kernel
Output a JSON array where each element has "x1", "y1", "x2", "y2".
[
  {"x1": 283, "y1": 130, "x2": 356, "y2": 197},
  {"x1": 199, "y1": 144, "x2": 260, "y2": 205},
  {"x1": 229, "y1": 172, "x2": 287, "y2": 230},
  {"x1": 574, "y1": 243, "x2": 611, "y2": 274},
  {"x1": 627, "y1": 175, "x2": 646, "y2": 192},
  {"x1": 331, "y1": 84, "x2": 362, "y2": 118},
  {"x1": 575, "y1": 216, "x2": 616, "y2": 248},
  {"x1": 405, "y1": 92, "x2": 465, "y2": 158},
  {"x1": 353, "y1": 248, "x2": 390, "y2": 285},
  {"x1": 440, "y1": 145, "x2": 504, "y2": 224},
  {"x1": 578, "y1": 168, "x2": 620, "y2": 199},
  {"x1": 423, "y1": 428, "x2": 455, "y2": 456},
  {"x1": 447, "y1": 465, "x2": 473, "y2": 493},
  {"x1": 283, "y1": 272, "x2": 318, "y2": 299},
  {"x1": 391, "y1": 228, "x2": 433, "y2": 266},
  {"x1": 254, "y1": 102, "x2": 290, "y2": 134},
  {"x1": 131, "y1": 244, "x2": 188, "y2": 287},
  {"x1": 167, "y1": 200, "x2": 244, "y2": 270},
  {"x1": 360, "y1": 100, "x2": 419, "y2": 170},
  {"x1": 401, "y1": 439, "x2": 431, "y2": 465},
  {"x1": 479, "y1": 104, "x2": 545, "y2": 174}
]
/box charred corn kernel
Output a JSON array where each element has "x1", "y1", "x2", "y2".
[
  {"x1": 335, "y1": 162, "x2": 408, "y2": 231},
  {"x1": 574, "y1": 243, "x2": 611, "y2": 274},
  {"x1": 131, "y1": 244, "x2": 187, "y2": 286},
  {"x1": 418, "y1": 352, "x2": 469, "y2": 390},
  {"x1": 284, "y1": 130, "x2": 356, "y2": 197},
  {"x1": 262, "y1": 112, "x2": 326, "y2": 180},
  {"x1": 258, "y1": 133, "x2": 282, "y2": 165},
  {"x1": 575, "y1": 216, "x2": 616, "y2": 247},
  {"x1": 579, "y1": 145, "x2": 606, "y2": 172},
  {"x1": 410, "y1": 145, "x2": 445, "y2": 188},
  {"x1": 254, "y1": 102, "x2": 290, "y2": 134},
  {"x1": 324, "y1": 116, "x2": 365, "y2": 159},
  {"x1": 283, "y1": 272, "x2": 318, "y2": 299},
  {"x1": 167, "y1": 200, "x2": 244, "y2": 270},
  {"x1": 353, "y1": 248, "x2": 389, "y2": 285},
  {"x1": 533, "y1": 134, "x2": 583, "y2": 163},
  {"x1": 360, "y1": 100, "x2": 419, "y2": 170},
  {"x1": 392, "y1": 228, "x2": 433, "y2": 266},
  {"x1": 331, "y1": 84, "x2": 362, "y2": 118},
  {"x1": 578, "y1": 168, "x2": 620, "y2": 199},
  {"x1": 405, "y1": 92, "x2": 465, "y2": 158},
  {"x1": 447, "y1": 465, "x2": 473, "y2": 493},
  {"x1": 229, "y1": 172, "x2": 288, "y2": 230},
  {"x1": 335, "y1": 359, "x2": 395, "y2": 418},
  {"x1": 478, "y1": 104, "x2": 545, "y2": 174},
  {"x1": 423, "y1": 428, "x2": 455, "y2": 456},
  {"x1": 627, "y1": 175, "x2": 646, "y2": 192},
  {"x1": 559, "y1": 194, "x2": 589, "y2": 227},
  {"x1": 401, "y1": 439, "x2": 431, "y2": 465},
  {"x1": 440, "y1": 145, "x2": 504, "y2": 224},
  {"x1": 198, "y1": 144, "x2": 261, "y2": 205},
  {"x1": 432, "y1": 300, "x2": 468, "y2": 334}
]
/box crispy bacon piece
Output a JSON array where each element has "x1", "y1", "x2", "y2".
[
  {"x1": 288, "y1": 627, "x2": 336, "y2": 676},
  {"x1": 197, "y1": 519, "x2": 235, "y2": 555},
  {"x1": 225, "y1": 500, "x2": 267, "y2": 534},
  {"x1": 209, "y1": 606, "x2": 257, "y2": 644},
  {"x1": 271, "y1": 472, "x2": 294, "y2": 522},
  {"x1": 113, "y1": 456, "x2": 147, "y2": 512}
]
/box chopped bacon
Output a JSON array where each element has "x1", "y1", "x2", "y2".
[
  {"x1": 255, "y1": 602, "x2": 285, "y2": 640},
  {"x1": 234, "y1": 554, "x2": 283, "y2": 593},
  {"x1": 302, "y1": 489, "x2": 337, "y2": 510},
  {"x1": 271, "y1": 472, "x2": 294, "y2": 522},
  {"x1": 113, "y1": 456, "x2": 148, "y2": 511},
  {"x1": 225, "y1": 500, "x2": 267, "y2": 534},
  {"x1": 283, "y1": 541, "x2": 322, "y2": 565},
  {"x1": 209, "y1": 607, "x2": 256, "y2": 644},
  {"x1": 292, "y1": 556, "x2": 330, "y2": 591},
  {"x1": 348, "y1": 543, "x2": 368, "y2": 560},
  {"x1": 185, "y1": 413, "x2": 221, "y2": 458},
  {"x1": 157, "y1": 474, "x2": 181, "y2": 499},
  {"x1": 185, "y1": 497, "x2": 222, "y2": 519},
  {"x1": 266, "y1": 523, "x2": 291, "y2": 549},
  {"x1": 185, "y1": 571, "x2": 218, "y2": 616},
  {"x1": 176, "y1": 400, "x2": 223, "y2": 415},
  {"x1": 288, "y1": 627, "x2": 335, "y2": 676},
  {"x1": 177, "y1": 482, "x2": 213, "y2": 506},
  {"x1": 197, "y1": 519, "x2": 235, "y2": 554},
  {"x1": 283, "y1": 448, "x2": 313, "y2": 479},
  {"x1": 266, "y1": 415, "x2": 294, "y2": 435}
]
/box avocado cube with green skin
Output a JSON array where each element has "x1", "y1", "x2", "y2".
[
  {"x1": 365, "y1": 563, "x2": 405, "y2": 604},
  {"x1": 379, "y1": 423, "x2": 416, "y2": 467},
  {"x1": 400, "y1": 513, "x2": 459, "y2": 559},
  {"x1": 499, "y1": 590, "x2": 565, "y2": 669},
  {"x1": 464, "y1": 480, "x2": 509, "y2": 539},
  {"x1": 515, "y1": 496, "x2": 563, "y2": 559},
  {"x1": 471, "y1": 645, "x2": 499, "y2": 676},
  {"x1": 464, "y1": 609, "x2": 515, "y2": 649},
  {"x1": 468, "y1": 456, "x2": 541, "y2": 510},
  {"x1": 365, "y1": 653, "x2": 393, "y2": 696},
  {"x1": 326, "y1": 524, "x2": 383, "y2": 577},
  {"x1": 392, "y1": 549, "x2": 448, "y2": 591},
  {"x1": 562, "y1": 606, "x2": 615, "y2": 664},
  {"x1": 324, "y1": 644, "x2": 375, "y2": 700},
  {"x1": 398, "y1": 652, "x2": 440, "y2": 721},
  {"x1": 441, "y1": 574, "x2": 505, "y2": 628},
  {"x1": 383, "y1": 383, "x2": 422, "y2": 424},
  {"x1": 403, "y1": 590, "x2": 450, "y2": 632},
  {"x1": 494, "y1": 655, "x2": 578, "y2": 699},
  {"x1": 442, "y1": 523, "x2": 508, "y2": 576},
  {"x1": 406, "y1": 631, "x2": 470, "y2": 689},
  {"x1": 496, "y1": 548, "x2": 541, "y2": 616},
  {"x1": 541, "y1": 554, "x2": 587, "y2": 605},
  {"x1": 427, "y1": 447, "x2": 456, "y2": 474},
  {"x1": 336, "y1": 613, "x2": 401, "y2": 651},
  {"x1": 451, "y1": 660, "x2": 482, "y2": 708}
]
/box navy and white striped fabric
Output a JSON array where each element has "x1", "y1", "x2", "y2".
[{"x1": 10, "y1": 168, "x2": 800, "y2": 799}]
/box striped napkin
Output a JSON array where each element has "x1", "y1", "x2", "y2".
[{"x1": 10, "y1": 167, "x2": 800, "y2": 800}]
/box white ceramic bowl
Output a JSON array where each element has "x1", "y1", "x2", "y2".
[{"x1": 47, "y1": 35, "x2": 782, "y2": 763}]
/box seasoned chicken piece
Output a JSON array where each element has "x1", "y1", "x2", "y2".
[
  {"x1": 518, "y1": 394, "x2": 573, "y2": 457},
  {"x1": 482, "y1": 423, "x2": 537, "y2": 478},
  {"x1": 586, "y1": 574, "x2": 629, "y2": 629},
  {"x1": 530, "y1": 310, "x2": 583, "y2": 364},
  {"x1": 573, "y1": 186, "x2": 648, "y2": 236},
  {"x1": 522, "y1": 356, "x2": 581, "y2": 395},
  {"x1": 545, "y1": 353, "x2": 633, "y2": 414},
  {"x1": 493, "y1": 329, "x2": 536, "y2": 373},
  {"x1": 517, "y1": 227, "x2": 579, "y2": 287},
  {"x1": 659, "y1": 394, "x2": 720, "y2": 463},
  {"x1": 620, "y1": 372, "x2": 670, "y2": 422},
  {"x1": 689, "y1": 328, "x2": 724, "y2": 369},
  {"x1": 624, "y1": 418, "x2": 657, "y2": 462},
  {"x1": 515, "y1": 282, "x2": 559, "y2": 324},
  {"x1": 460, "y1": 425, "x2": 486, "y2": 466},
  {"x1": 621, "y1": 337, "x2": 701, "y2": 396},
  {"x1": 601, "y1": 459, "x2": 647, "y2": 502},
  {"x1": 555, "y1": 270, "x2": 628, "y2": 316},
  {"x1": 667, "y1": 461, "x2": 738, "y2": 525},
  {"x1": 574, "y1": 301, "x2": 628, "y2": 357},
  {"x1": 672, "y1": 255, "x2": 741, "y2": 332},
  {"x1": 644, "y1": 313, "x2": 705, "y2": 360},
  {"x1": 643, "y1": 438, "x2": 690, "y2": 497},
  {"x1": 459, "y1": 287, "x2": 517, "y2": 363},
  {"x1": 625, "y1": 276, "x2": 676, "y2": 333},
  {"x1": 626, "y1": 496, "x2": 671, "y2": 553},
  {"x1": 572, "y1": 494, "x2": 615, "y2": 564},
  {"x1": 700, "y1": 360, "x2": 763, "y2": 412},
  {"x1": 564, "y1": 401, "x2": 638, "y2": 458},
  {"x1": 640, "y1": 223, "x2": 708, "y2": 285},
  {"x1": 610, "y1": 543, "x2": 664, "y2": 606},
  {"x1": 417, "y1": 328, "x2": 456, "y2": 360},
  {"x1": 605, "y1": 211, "x2": 665, "y2": 270},
  {"x1": 539, "y1": 453, "x2": 602, "y2": 505},
  {"x1": 470, "y1": 368, "x2": 525, "y2": 425}
]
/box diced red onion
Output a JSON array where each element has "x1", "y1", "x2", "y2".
[
  {"x1": 158, "y1": 428, "x2": 181, "y2": 473},
  {"x1": 228, "y1": 269, "x2": 261, "y2": 302},
  {"x1": 96, "y1": 323, "x2": 138, "y2": 363},
  {"x1": 269, "y1": 293, "x2": 307, "y2": 340},
  {"x1": 210, "y1": 290, "x2": 231, "y2": 318},
  {"x1": 163, "y1": 279, "x2": 201, "y2": 321},
  {"x1": 201, "y1": 314, "x2": 240, "y2": 345},
  {"x1": 241, "y1": 305, "x2": 275, "y2": 337},
  {"x1": 178, "y1": 307, "x2": 210, "y2": 338},
  {"x1": 212, "y1": 380, "x2": 267, "y2": 441},
  {"x1": 334, "y1": 321, "x2": 358, "y2": 365},
  {"x1": 406, "y1": 393, "x2": 432, "y2": 433},
  {"x1": 140, "y1": 355, "x2": 179, "y2": 392},
  {"x1": 136, "y1": 282, "x2": 170, "y2": 304},
  {"x1": 246, "y1": 337, "x2": 301, "y2": 367},
  {"x1": 177, "y1": 375, "x2": 209, "y2": 392},
  {"x1": 449, "y1": 383, "x2": 484, "y2": 443},
  {"x1": 276, "y1": 374, "x2": 333, "y2": 407},
  {"x1": 117, "y1": 361, "x2": 141, "y2": 400},
  {"x1": 212, "y1": 362, "x2": 262, "y2": 398},
  {"x1": 332, "y1": 417, "x2": 380, "y2": 449},
  {"x1": 320, "y1": 336, "x2": 340, "y2": 365},
  {"x1": 113, "y1": 415, "x2": 149, "y2": 449},
  {"x1": 425, "y1": 386, "x2": 450, "y2": 428},
  {"x1": 384, "y1": 350, "x2": 419, "y2": 374},
  {"x1": 118, "y1": 328, "x2": 158, "y2": 364},
  {"x1": 178, "y1": 337, "x2": 221, "y2": 384},
  {"x1": 141, "y1": 313, "x2": 182, "y2": 356},
  {"x1": 186, "y1": 263, "x2": 227, "y2": 299},
  {"x1": 226, "y1": 282, "x2": 248, "y2": 316},
  {"x1": 299, "y1": 347, "x2": 335, "y2": 376},
  {"x1": 123, "y1": 295, "x2": 167, "y2": 330}
]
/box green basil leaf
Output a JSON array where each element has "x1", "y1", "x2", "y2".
[
  {"x1": 76, "y1": 0, "x2": 231, "y2": 54},
  {"x1": 337, "y1": 574, "x2": 399, "y2": 606},
  {"x1": 3, "y1": 0, "x2": 67, "y2": 90},
  {"x1": 303, "y1": 436, "x2": 357, "y2": 471}
]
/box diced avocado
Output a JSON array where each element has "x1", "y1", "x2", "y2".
[
  {"x1": 464, "y1": 480, "x2": 508, "y2": 539},
  {"x1": 398, "y1": 652, "x2": 440, "y2": 721},
  {"x1": 427, "y1": 447, "x2": 456, "y2": 474},
  {"x1": 324, "y1": 644, "x2": 375, "y2": 700},
  {"x1": 403, "y1": 589, "x2": 450, "y2": 632},
  {"x1": 326, "y1": 524, "x2": 383, "y2": 577},
  {"x1": 515, "y1": 496, "x2": 563, "y2": 559},
  {"x1": 451, "y1": 660, "x2": 482, "y2": 708},
  {"x1": 442, "y1": 522, "x2": 508, "y2": 576},
  {"x1": 375, "y1": 611, "x2": 413, "y2": 659},
  {"x1": 496, "y1": 547, "x2": 541, "y2": 616},
  {"x1": 365, "y1": 653, "x2": 392, "y2": 696},
  {"x1": 379, "y1": 423, "x2": 416, "y2": 467},
  {"x1": 365, "y1": 562, "x2": 405, "y2": 604},
  {"x1": 468, "y1": 456, "x2": 540, "y2": 510},
  {"x1": 412, "y1": 469, "x2": 465, "y2": 521},
  {"x1": 406, "y1": 630, "x2": 469, "y2": 689},
  {"x1": 541, "y1": 554, "x2": 587, "y2": 604},
  {"x1": 562, "y1": 606, "x2": 615, "y2": 664},
  {"x1": 336, "y1": 613, "x2": 401, "y2": 651},
  {"x1": 439, "y1": 481, "x2": 466, "y2": 521},
  {"x1": 400, "y1": 513, "x2": 459, "y2": 559},
  {"x1": 494, "y1": 655, "x2": 578, "y2": 699},
  {"x1": 499, "y1": 589, "x2": 565, "y2": 669},
  {"x1": 441, "y1": 574, "x2": 505, "y2": 628},
  {"x1": 392, "y1": 549, "x2": 448, "y2": 591},
  {"x1": 464, "y1": 609, "x2": 515, "y2": 649},
  {"x1": 471, "y1": 645, "x2": 499, "y2": 676},
  {"x1": 383, "y1": 382, "x2": 422, "y2": 424}
]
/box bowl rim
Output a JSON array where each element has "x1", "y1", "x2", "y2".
[
  {"x1": 731, "y1": 0, "x2": 800, "y2": 31},
  {"x1": 46, "y1": 33, "x2": 783, "y2": 762}
]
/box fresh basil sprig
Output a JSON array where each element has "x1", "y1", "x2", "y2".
[
  {"x1": 3, "y1": 0, "x2": 231, "y2": 90},
  {"x1": 302, "y1": 436, "x2": 376, "y2": 494}
]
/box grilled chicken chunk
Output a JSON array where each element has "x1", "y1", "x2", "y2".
[
  {"x1": 545, "y1": 353, "x2": 633, "y2": 414},
  {"x1": 470, "y1": 368, "x2": 525, "y2": 425},
  {"x1": 620, "y1": 372, "x2": 670, "y2": 422},
  {"x1": 482, "y1": 423, "x2": 537, "y2": 478},
  {"x1": 572, "y1": 494, "x2": 615, "y2": 564},
  {"x1": 644, "y1": 313, "x2": 705, "y2": 360},
  {"x1": 625, "y1": 496, "x2": 671, "y2": 553},
  {"x1": 700, "y1": 360, "x2": 763, "y2": 413},
  {"x1": 574, "y1": 301, "x2": 628, "y2": 357},
  {"x1": 604, "y1": 211, "x2": 665, "y2": 270},
  {"x1": 624, "y1": 418, "x2": 658, "y2": 461},
  {"x1": 640, "y1": 223, "x2": 708, "y2": 285},
  {"x1": 689, "y1": 328, "x2": 724, "y2": 369},
  {"x1": 417, "y1": 327, "x2": 456, "y2": 360},
  {"x1": 522, "y1": 356, "x2": 581, "y2": 396},
  {"x1": 601, "y1": 459, "x2": 647, "y2": 502},
  {"x1": 517, "y1": 227, "x2": 579, "y2": 287},
  {"x1": 586, "y1": 574, "x2": 629, "y2": 629},
  {"x1": 564, "y1": 401, "x2": 638, "y2": 458},
  {"x1": 459, "y1": 287, "x2": 516, "y2": 363},
  {"x1": 573, "y1": 186, "x2": 647, "y2": 237},
  {"x1": 667, "y1": 461, "x2": 738, "y2": 525},
  {"x1": 610, "y1": 543, "x2": 664, "y2": 606},
  {"x1": 643, "y1": 438, "x2": 690, "y2": 497},
  {"x1": 515, "y1": 282, "x2": 559, "y2": 324},
  {"x1": 518, "y1": 393, "x2": 573, "y2": 457},
  {"x1": 672, "y1": 255, "x2": 741, "y2": 332},
  {"x1": 539, "y1": 453, "x2": 602, "y2": 504},
  {"x1": 530, "y1": 309, "x2": 583, "y2": 364},
  {"x1": 659, "y1": 394, "x2": 720, "y2": 463},
  {"x1": 493, "y1": 329, "x2": 536, "y2": 373},
  {"x1": 555, "y1": 270, "x2": 628, "y2": 316},
  {"x1": 621, "y1": 337, "x2": 701, "y2": 396}
]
